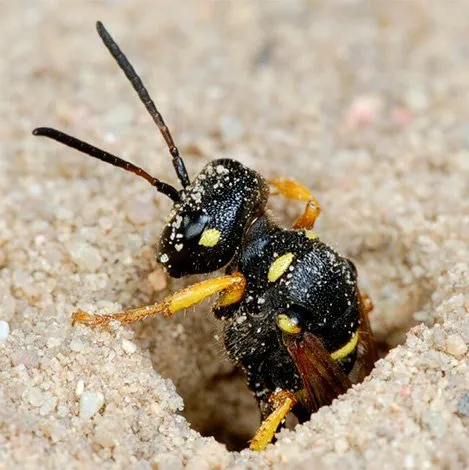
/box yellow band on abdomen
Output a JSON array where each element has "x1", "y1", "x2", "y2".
[{"x1": 330, "y1": 331, "x2": 359, "y2": 361}]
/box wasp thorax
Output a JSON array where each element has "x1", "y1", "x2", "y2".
[{"x1": 157, "y1": 158, "x2": 269, "y2": 277}]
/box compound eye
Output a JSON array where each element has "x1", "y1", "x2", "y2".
[
  {"x1": 276, "y1": 313, "x2": 302, "y2": 335},
  {"x1": 182, "y1": 212, "x2": 210, "y2": 240}
]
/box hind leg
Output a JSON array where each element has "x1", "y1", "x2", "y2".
[
  {"x1": 249, "y1": 390, "x2": 297, "y2": 451},
  {"x1": 268, "y1": 177, "x2": 321, "y2": 230}
]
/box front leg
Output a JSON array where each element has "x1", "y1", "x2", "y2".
[
  {"x1": 250, "y1": 389, "x2": 297, "y2": 451},
  {"x1": 72, "y1": 272, "x2": 246, "y2": 327},
  {"x1": 268, "y1": 177, "x2": 321, "y2": 230}
]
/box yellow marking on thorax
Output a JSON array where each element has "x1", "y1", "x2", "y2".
[
  {"x1": 304, "y1": 230, "x2": 318, "y2": 240},
  {"x1": 331, "y1": 331, "x2": 359, "y2": 361},
  {"x1": 268, "y1": 253, "x2": 294, "y2": 282},
  {"x1": 199, "y1": 228, "x2": 221, "y2": 247},
  {"x1": 277, "y1": 313, "x2": 302, "y2": 334}
]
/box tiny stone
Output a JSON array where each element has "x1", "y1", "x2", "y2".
[
  {"x1": 70, "y1": 339, "x2": 85, "y2": 352},
  {"x1": 148, "y1": 268, "x2": 167, "y2": 292},
  {"x1": 11, "y1": 349, "x2": 39, "y2": 368},
  {"x1": 404, "y1": 454, "x2": 415, "y2": 469},
  {"x1": 94, "y1": 419, "x2": 118, "y2": 448},
  {"x1": 343, "y1": 94, "x2": 383, "y2": 130},
  {"x1": 79, "y1": 391, "x2": 105, "y2": 419},
  {"x1": 122, "y1": 339, "x2": 137, "y2": 355},
  {"x1": 41, "y1": 421, "x2": 67, "y2": 443},
  {"x1": 334, "y1": 437, "x2": 349, "y2": 454},
  {"x1": 46, "y1": 337, "x2": 61, "y2": 348},
  {"x1": 431, "y1": 325, "x2": 446, "y2": 350},
  {"x1": 457, "y1": 392, "x2": 469, "y2": 417},
  {"x1": 75, "y1": 379, "x2": 85, "y2": 397},
  {"x1": 152, "y1": 453, "x2": 184, "y2": 470},
  {"x1": 69, "y1": 242, "x2": 103, "y2": 272},
  {"x1": 460, "y1": 318, "x2": 469, "y2": 343},
  {"x1": 150, "y1": 403, "x2": 162, "y2": 416},
  {"x1": 445, "y1": 334, "x2": 468, "y2": 356},
  {"x1": 99, "y1": 216, "x2": 114, "y2": 231},
  {"x1": 1, "y1": 294, "x2": 16, "y2": 320},
  {"x1": 0, "y1": 320, "x2": 10, "y2": 340},
  {"x1": 49, "y1": 422, "x2": 67, "y2": 443},
  {"x1": 39, "y1": 396, "x2": 57, "y2": 416},
  {"x1": 28, "y1": 387, "x2": 45, "y2": 407}
]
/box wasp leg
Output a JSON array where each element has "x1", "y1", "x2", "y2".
[
  {"x1": 72, "y1": 272, "x2": 246, "y2": 328},
  {"x1": 360, "y1": 290, "x2": 374, "y2": 316},
  {"x1": 249, "y1": 390, "x2": 297, "y2": 451},
  {"x1": 268, "y1": 177, "x2": 321, "y2": 230},
  {"x1": 357, "y1": 289, "x2": 378, "y2": 378}
]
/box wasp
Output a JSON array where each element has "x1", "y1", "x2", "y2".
[{"x1": 33, "y1": 22, "x2": 377, "y2": 451}]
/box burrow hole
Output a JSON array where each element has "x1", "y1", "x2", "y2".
[{"x1": 131, "y1": 261, "x2": 429, "y2": 452}]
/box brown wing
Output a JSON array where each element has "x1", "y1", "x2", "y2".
[{"x1": 286, "y1": 333, "x2": 352, "y2": 413}]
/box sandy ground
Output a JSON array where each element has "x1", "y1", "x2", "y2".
[{"x1": 1, "y1": 1, "x2": 469, "y2": 468}]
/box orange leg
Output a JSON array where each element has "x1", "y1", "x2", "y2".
[
  {"x1": 360, "y1": 290, "x2": 374, "y2": 316},
  {"x1": 358, "y1": 289, "x2": 378, "y2": 377},
  {"x1": 268, "y1": 177, "x2": 321, "y2": 230},
  {"x1": 249, "y1": 390, "x2": 297, "y2": 451},
  {"x1": 72, "y1": 273, "x2": 246, "y2": 328}
]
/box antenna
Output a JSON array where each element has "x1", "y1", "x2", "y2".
[
  {"x1": 96, "y1": 21, "x2": 190, "y2": 188},
  {"x1": 32, "y1": 127, "x2": 181, "y2": 202}
]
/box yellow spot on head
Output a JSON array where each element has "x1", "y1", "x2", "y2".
[
  {"x1": 304, "y1": 230, "x2": 318, "y2": 240},
  {"x1": 199, "y1": 228, "x2": 221, "y2": 247},
  {"x1": 331, "y1": 331, "x2": 359, "y2": 361},
  {"x1": 276, "y1": 313, "x2": 302, "y2": 334},
  {"x1": 268, "y1": 252, "x2": 294, "y2": 282}
]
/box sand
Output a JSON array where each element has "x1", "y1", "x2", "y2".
[{"x1": 1, "y1": 1, "x2": 469, "y2": 468}]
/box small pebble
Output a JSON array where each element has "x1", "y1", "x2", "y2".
[
  {"x1": 445, "y1": 334, "x2": 468, "y2": 356},
  {"x1": 343, "y1": 94, "x2": 383, "y2": 130},
  {"x1": 11, "y1": 349, "x2": 39, "y2": 368},
  {"x1": 39, "y1": 396, "x2": 57, "y2": 416},
  {"x1": 46, "y1": 337, "x2": 62, "y2": 348},
  {"x1": 148, "y1": 268, "x2": 167, "y2": 292},
  {"x1": 431, "y1": 325, "x2": 446, "y2": 350},
  {"x1": 79, "y1": 391, "x2": 105, "y2": 419},
  {"x1": 75, "y1": 379, "x2": 85, "y2": 397},
  {"x1": 0, "y1": 320, "x2": 10, "y2": 340},
  {"x1": 70, "y1": 339, "x2": 85, "y2": 352},
  {"x1": 460, "y1": 318, "x2": 469, "y2": 343},
  {"x1": 334, "y1": 437, "x2": 349, "y2": 454},
  {"x1": 28, "y1": 387, "x2": 45, "y2": 407},
  {"x1": 94, "y1": 419, "x2": 118, "y2": 448},
  {"x1": 1, "y1": 295, "x2": 16, "y2": 321},
  {"x1": 457, "y1": 392, "x2": 469, "y2": 417},
  {"x1": 69, "y1": 242, "x2": 103, "y2": 272},
  {"x1": 122, "y1": 339, "x2": 137, "y2": 355}
]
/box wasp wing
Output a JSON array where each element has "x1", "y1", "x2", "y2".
[
  {"x1": 287, "y1": 292, "x2": 377, "y2": 413},
  {"x1": 286, "y1": 333, "x2": 352, "y2": 413}
]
